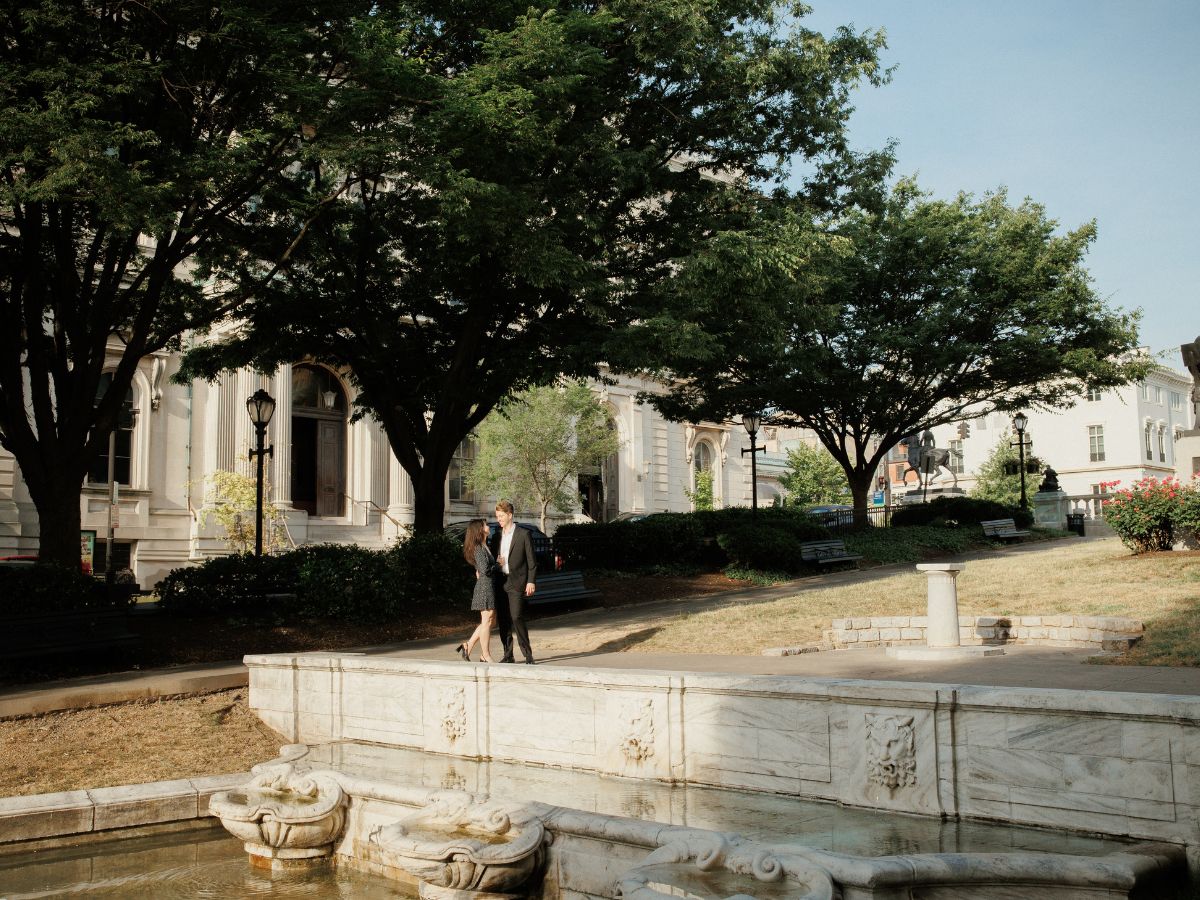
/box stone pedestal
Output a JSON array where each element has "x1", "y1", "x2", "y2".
[
  {"x1": 1032, "y1": 489, "x2": 1068, "y2": 529},
  {"x1": 887, "y1": 563, "x2": 1003, "y2": 660}
]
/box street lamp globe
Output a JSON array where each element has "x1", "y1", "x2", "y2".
[
  {"x1": 1012, "y1": 412, "x2": 1028, "y2": 434},
  {"x1": 246, "y1": 389, "x2": 276, "y2": 428},
  {"x1": 742, "y1": 413, "x2": 761, "y2": 437}
]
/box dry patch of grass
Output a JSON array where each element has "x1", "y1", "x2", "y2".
[
  {"x1": 621, "y1": 538, "x2": 1200, "y2": 664},
  {"x1": 0, "y1": 689, "x2": 285, "y2": 797}
]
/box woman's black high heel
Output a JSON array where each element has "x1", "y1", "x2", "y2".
[{"x1": 455, "y1": 643, "x2": 471, "y2": 662}]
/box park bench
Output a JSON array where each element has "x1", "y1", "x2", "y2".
[
  {"x1": 799, "y1": 539, "x2": 862, "y2": 568},
  {"x1": 528, "y1": 570, "x2": 602, "y2": 606},
  {"x1": 0, "y1": 608, "x2": 139, "y2": 661},
  {"x1": 981, "y1": 518, "x2": 1031, "y2": 541}
]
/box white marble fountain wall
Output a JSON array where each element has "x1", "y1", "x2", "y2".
[{"x1": 245, "y1": 654, "x2": 1200, "y2": 847}]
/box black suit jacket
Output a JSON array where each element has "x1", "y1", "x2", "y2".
[{"x1": 489, "y1": 525, "x2": 538, "y2": 590}]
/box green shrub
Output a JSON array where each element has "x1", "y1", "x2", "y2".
[
  {"x1": 844, "y1": 526, "x2": 977, "y2": 565},
  {"x1": 717, "y1": 523, "x2": 806, "y2": 573},
  {"x1": 1103, "y1": 477, "x2": 1186, "y2": 554},
  {"x1": 0, "y1": 564, "x2": 134, "y2": 614},
  {"x1": 891, "y1": 496, "x2": 1032, "y2": 529},
  {"x1": 556, "y1": 508, "x2": 830, "y2": 572},
  {"x1": 156, "y1": 553, "x2": 297, "y2": 617},
  {"x1": 156, "y1": 534, "x2": 472, "y2": 622}
]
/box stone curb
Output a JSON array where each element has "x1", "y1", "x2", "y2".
[
  {"x1": 0, "y1": 663, "x2": 248, "y2": 720},
  {"x1": 0, "y1": 772, "x2": 246, "y2": 847}
]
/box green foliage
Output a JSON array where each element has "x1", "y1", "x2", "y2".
[
  {"x1": 155, "y1": 534, "x2": 470, "y2": 622},
  {"x1": 469, "y1": 382, "x2": 621, "y2": 531},
  {"x1": 717, "y1": 524, "x2": 806, "y2": 573},
  {"x1": 891, "y1": 495, "x2": 1032, "y2": 529},
  {"x1": 842, "y1": 526, "x2": 978, "y2": 566},
  {"x1": 635, "y1": 176, "x2": 1146, "y2": 521},
  {"x1": 722, "y1": 566, "x2": 793, "y2": 586},
  {"x1": 1103, "y1": 477, "x2": 1193, "y2": 554},
  {"x1": 0, "y1": 0, "x2": 376, "y2": 565},
  {"x1": 179, "y1": 1, "x2": 890, "y2": 532},
  {"x1": 971, "y1": 437, "x2": 1046, "y2": 509},
  {"x1": 1178, "y1": 482, "x2": 1200, "y2": 536},
  {"x1": 195, "y1": 469, "x2": 288, "y2": 554},
  {"x1": 687, "y1": 469, "x2": 715, "y2": 512},
  {"x1": 0, "y1": 566, "x2": 134, "y2": 615},
  {"x1": 555, "y1": 507, "x2": 829, "y2": 572},
  {"x1": 779, "y1": 443, "x2": 849, "y2": 505}
]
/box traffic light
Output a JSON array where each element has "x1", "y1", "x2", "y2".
[{"x1": 956, "y1": 422, "x2": 971, "y2": 440}]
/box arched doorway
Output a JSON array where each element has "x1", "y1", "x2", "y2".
[
  {"x1": 579, "y1": 416, "x2": 619, "y2": 522},
  {"x1": 291, "y1": 364, "x2": 347, "y2": 517}
]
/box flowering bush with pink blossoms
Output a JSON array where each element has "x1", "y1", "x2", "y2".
[{"x1": 1102, "y1": 476, "x2": 1198, "y2": 554}]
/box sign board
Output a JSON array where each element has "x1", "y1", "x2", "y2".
[
  {"x1": 872, "y1": 491, "x2": 885, "y2": 505},
  {"x1": 80, "y1": 530, "x2": 96, "y2": 576},
  {"x1": 109, "y1": 504, "x2": 120, "y2": 529}
]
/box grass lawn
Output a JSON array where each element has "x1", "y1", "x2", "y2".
[{"x1": 622, "y1": 537, "x2": 1200, "y2": 666}]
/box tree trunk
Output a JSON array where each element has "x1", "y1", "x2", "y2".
[
  {"x1": 848, "y1": 474, "x2": 873, "y2": 528},
  {"x1": 26, "y1": 474, "x2": 86, "y2": 570},
  {"x1": 411, "y1": 465, "x2": 448, "y2": 534}
]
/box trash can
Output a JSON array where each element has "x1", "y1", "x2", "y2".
[{"x1": 1065, "y1": 513, "x2": 1086, "y2": 537}]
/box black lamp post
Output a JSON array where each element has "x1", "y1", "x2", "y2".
[
  {"x1": 741, "y1": 413, "x2": 765, "y2": 517},
  {"x1": 246, "y1": 389, "x2": 276, "y2": 558},
  {"x1": 1011, "y1": 412, "x2": 1031, "y2": 511}
]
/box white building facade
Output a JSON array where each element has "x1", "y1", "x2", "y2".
[
  {"x1": 0, "y1": 351, "x2": 781, "y2": 589},
  {"x1": 912, "y1": 364, "x2": 1195, "y2": 507}
]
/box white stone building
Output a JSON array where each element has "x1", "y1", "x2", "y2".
[
  {"x1": 913, "y1": 363, "x2": 1195, "y2": 508},
  {"x1": 0, "y1": 350, "x2": 783, "y2": 589}
]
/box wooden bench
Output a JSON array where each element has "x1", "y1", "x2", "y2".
[
  {"x1": 0, "y1": 608, "x2": 139, "y2": 661},
  {"x1": 528, "y1": 570, "x2": 602, "y2": 606},
  {"x1": 799, "y1": 540, "x2": 863, "y2": 567},
  {"x1": 981, "y1": 518, "x2": 1032, "y2": 541}
]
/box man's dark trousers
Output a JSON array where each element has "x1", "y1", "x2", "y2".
[{"x1": 497, "y1": 582, "x2": 532, "y2": 664}]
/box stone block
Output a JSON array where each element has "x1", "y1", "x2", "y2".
[
  {"x1": 0, "y1": 791, "x2": 93, "y2": 843},
  {"x1": 90, "y1": 779, "x2": 198, "y2": 830},
  {"x1": 830, "y1": 618, "x2": 847, "y2": 630},
  {"x1": 851, "y1": 617, "x2": 872, "y2": 630},
  {"x1": 879, "y1": 628, "x2": 901, "y2": 641},
  {"x1": 900, "y1": 628, "x2": 923, "y2": 640},
  {"x1": 976, "y1": 626, "x2": 997, "y2": 639},
  {"x1": 1020, "y1": 616, "x2": 1041, "y2": 626},
  {"x1": 858, "y1": 629, "x2": 880, "y2": 642},
  {"x1": 1070, "y1": 627, "x2": 1090, "y2": 641}
]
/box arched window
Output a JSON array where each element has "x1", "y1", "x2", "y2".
[
  {"x1": 87, "y1": 373, "x2": 135, "y2": 486},
  {"x1": 693, "y1": 441, "x2": 713, "y2": 474},
  {"x1": 291, "y1": 364, "x2": 348, "y2": 516}
]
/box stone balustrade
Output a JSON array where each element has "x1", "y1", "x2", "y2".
[{"x1": 824, "y1": 614, "x2": 1143, "y2": 653}]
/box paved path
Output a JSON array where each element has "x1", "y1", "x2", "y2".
[{"x1": 5, "y1": 536, "x2": 1198, "y2": 718}]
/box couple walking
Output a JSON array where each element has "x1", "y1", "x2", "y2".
[{"x1": 457, "y1": 500, "x2": 538, "y2": 664}]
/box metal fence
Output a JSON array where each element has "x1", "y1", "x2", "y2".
[{"x1": 815, "y1": 505, "x2": 894, "y2": 535}]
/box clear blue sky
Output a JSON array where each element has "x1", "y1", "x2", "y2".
[{"x1": 796, "y1": 1, "x2": 1199, "y2": 365}]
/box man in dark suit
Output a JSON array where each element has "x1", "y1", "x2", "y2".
[{"x1": 489, "y1": 499, "x2": 538, "y2": 664}]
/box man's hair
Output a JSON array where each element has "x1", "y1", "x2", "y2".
[{"x1": 495, "y1": 499, "x2": 515, "y2": 515}]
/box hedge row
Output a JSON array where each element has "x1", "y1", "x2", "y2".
[
  {"x1": 890, "y1": 496, "x2": 1032, "y2": 529},
  {"x1": 0, "y1": 565, "x2": 137, "y2": 615},
  {"x1": 555, "y1": 508, "x2": 831, "y2": 573},
  {"x1": 155, "y1": 533, "x2": 471, "y2": 622}
]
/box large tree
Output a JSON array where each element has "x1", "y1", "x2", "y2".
[
  {"x1": 181, "y1": 0, "x2": 890, "y2": 532},
  {"x1": 0, "y1": 0, "x2": 376, "y2": 566},
  {"x1": 632, "y1": 178, "x2": 1146, "y2": 517},
  {"x1": 468, "y1": 381, "x2": 621, "y2": 532}
]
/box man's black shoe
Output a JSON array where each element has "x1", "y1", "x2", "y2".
[
  {"x1": 524, "y1": 659, "x2": 535, "y2": 665},
  {"x1": 500, "y1": 656, "x2": 515, "y2": 664}
]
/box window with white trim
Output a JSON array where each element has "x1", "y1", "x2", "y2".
[
  {"x1": 86, "y1": 373, "x2": 135, "y2": 486},
  {"x1": 1088, "y1": 425, "x2": 1105, "y2": 462},
  {"x1": 1155, "y1": 386, "x2": 1164, "y2": 405},
  {"x1": 1140, "y1": 382, "x2": 1151, "y2": 401},
  {"x1": 448, "y1": 436, "x2": 477, "y2": 502},
  {"x1": 1144, "y1": 422, "x2": 1153, "y2": 460},
  {"x1": 1086, "y1": 387, "x2": 1102, "y2": 402},
  {"x1": 1171, "y1": 391, "x2": 1183, "y2": 411},
  {"x1": 1158, "y1": 425, "x2": 1167, "y2": 463},
  {"x1": 947, "y1": 440, "x2": 964, "y2": 474}
]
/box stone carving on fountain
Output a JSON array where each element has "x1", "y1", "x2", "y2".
[
  {"x1": 618, "y1": 698, "x2": 656, "y2": 763},
  {"x1": 441, "y1": 685, "x2": 468, "y2": 743},
  {"x1": 615, "y1": 833, "x2": 836, "y2": 900},
  {"x1": 208, "y1": 744, "x2": 348, "y2": 867},
  {"x1": 373, "y1": 789, "x2": 547, "y2": 899},
  {"x1": 865, "y1": 714, "x2": 917, "y2": 793}
]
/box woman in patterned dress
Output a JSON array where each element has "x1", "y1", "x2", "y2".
[{"x1": 456, "y1": 518, "x2": 499, "y2": 662}]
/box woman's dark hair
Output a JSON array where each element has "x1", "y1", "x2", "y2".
[{"x1": 462, "y1": 518, "x2": 488, "y2": 564}]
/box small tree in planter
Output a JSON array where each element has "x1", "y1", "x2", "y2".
[
  {"x1": 196, "y1": 469, "x2": 288, "y2": 555},
  {"x1": 1103, "y1": 477, "x2": 1183, "y2": 554}
]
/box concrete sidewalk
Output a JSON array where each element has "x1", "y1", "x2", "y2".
[{"x1": 6, "y1": 535, "x2": 1198, "y2": 718}]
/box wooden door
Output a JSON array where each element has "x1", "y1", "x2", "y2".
[{"x1": 316, "y1": 419, "x2": 344, "y2": 517}]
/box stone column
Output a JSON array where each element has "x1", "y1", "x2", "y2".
[
  {"x1": 919, "y1": 563, "x2": 965, "y2": 648},
  {"x1": 270, "y1": 364, "x2": 293, "y2": 508},
  {"x1": 886, "y1": 562, "x2": 1004, "y2": 660}
]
